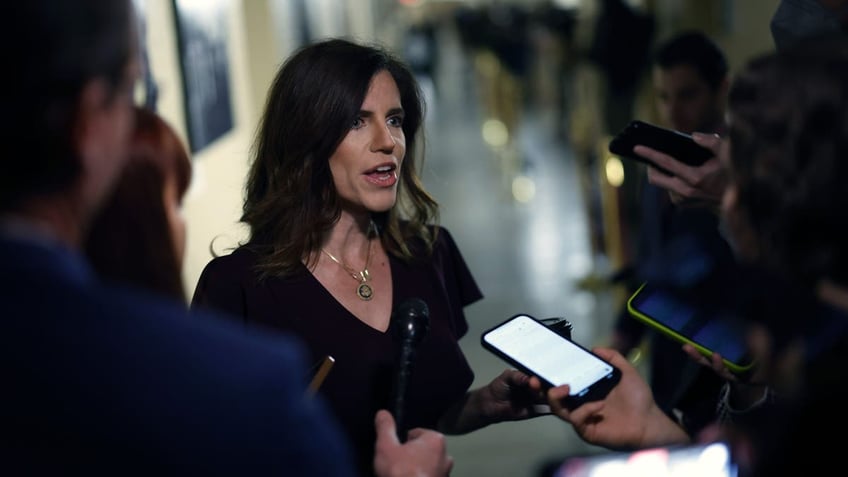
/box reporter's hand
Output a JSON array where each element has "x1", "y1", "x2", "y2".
[
  {"x1": 534, "y1": 347, "x2": 690, "y2": 450},
  {"x1": 681, "y1": 344, "x2": 739, "y2": 383},
  {"x1": 373, "y1": 410, "x2": 453, "y2": 477},
  {"x1": 682, "y1": 321, "x2": 773, "y2": 386},
  {"x1": 640, "y1": 132, "x2": 727, "y2": 210},
  {"x1": 682, "y1": 327, "x2": 773, "y2": 410}
]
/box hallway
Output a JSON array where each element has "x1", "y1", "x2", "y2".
[{"x1": 417, "y1": 27, "x2": 620, "y2": 477}]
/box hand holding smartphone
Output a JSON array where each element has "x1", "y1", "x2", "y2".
[
  {"x1": 608, "y1": 120, "x2": 714, "y2": 174},
  {"x1": 627, "y1": 283, "x2": 755, "y2": 374},
  {"x1": 481, "y1": 314, "x2": 621, "y2": 410}
]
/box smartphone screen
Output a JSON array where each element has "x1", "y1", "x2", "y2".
[
  {"x1": 553, "y1": 442, "x2": 738, "y2": 477},
  {"x1": 481, "y1": 314, "x2": 620, "y2": 407},
  {"x1": 628, "y1": 283, "x2": 754, "y2": 373}
]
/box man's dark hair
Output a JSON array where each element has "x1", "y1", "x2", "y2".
[
  {"x1": 654, "y1": 30, "x2": 728, "y2": 91},
  {"x1": 0, "y1": 0, "x2": 133, "y2": 211}
]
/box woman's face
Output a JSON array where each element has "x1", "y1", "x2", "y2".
[{"x1": 328, "y1": 70, "x2": 406, "y2": 214}]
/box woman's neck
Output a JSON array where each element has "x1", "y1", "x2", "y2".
[{"x1": 323, "y1": 214, "x2": 374, "y2": 257}]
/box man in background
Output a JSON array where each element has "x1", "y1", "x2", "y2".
[
  {"x1": 611, "y1": 30, "x2": 732, "y2": 438},
  {"x1": 645, "y1": 0, "x2": 848, "y2": 205}
]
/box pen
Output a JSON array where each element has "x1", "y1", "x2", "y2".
[{"x1": 307, "y1": 355, "x2": 335, "y2": 396}]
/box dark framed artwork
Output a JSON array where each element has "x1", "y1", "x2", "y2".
[
  {"x1": 132, "y1": 0, "x2": 159, "y2": 110},
  {"x1": 172, "y1": 0, "x2": 234, "y2": 153}
]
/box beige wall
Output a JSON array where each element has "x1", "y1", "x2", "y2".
[{"x1": 143, "y1": 0, "x2": 271, "y2": 299}]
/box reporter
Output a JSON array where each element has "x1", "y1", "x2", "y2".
[{"x1": 610, "y1": 32, "x2": 732, "y2": 439}]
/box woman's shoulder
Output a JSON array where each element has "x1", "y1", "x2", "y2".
[
  {"x1": 430, "y1": 224, "x2": 460, "y2": 253},
  {"x1": 191, "y1": 244, "x2": 263, "y2": 309},
  {"x1": 199, "y1": 245, "x2": 260, "y2": 280}
]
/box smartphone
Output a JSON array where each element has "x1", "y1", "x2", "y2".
[
  {"x1": 608, "y1": 120, "x2": 714, "y2": 174},
  {"x1": 627, "y1": 283, "x2": 755, "y2": 374},
  {"x1": 481, "y1": 314, "x2": 621, "y2": 410}
]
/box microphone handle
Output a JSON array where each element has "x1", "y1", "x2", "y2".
[{"x1": 391, "y1": 344, "x2": 415, "y2": 442}]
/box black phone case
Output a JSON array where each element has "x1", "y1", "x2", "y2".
[
  {"x1": 480, "y1": 314, "x2": 621, "y2": 410},
  {"x1": 608, "y1": 120, "x2": 714, "y2": 173}
]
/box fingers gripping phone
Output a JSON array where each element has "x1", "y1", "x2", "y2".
[
  {"x1": 627, "y1": 283, "x2": 756, "y2": 374},
  {"x1": 608, "y1": 120, "x2": 714, "y2": 174},
  {"x1": 481, "y1": 314, "x2": 621, "y2": 410}
]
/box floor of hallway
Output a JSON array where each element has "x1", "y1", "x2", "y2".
[{"x1": 416, "y1": 32, "x2": 622, "y2": 477}]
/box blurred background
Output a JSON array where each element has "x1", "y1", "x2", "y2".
[{"x1": 136, "y1": 0, "x2": 780, "y2": 475}]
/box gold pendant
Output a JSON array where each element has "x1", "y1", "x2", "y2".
[{"x1": 357, "y1": 283, "x2": 373, "y2": 301}]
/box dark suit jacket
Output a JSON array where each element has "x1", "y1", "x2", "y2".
[{"x1": 0, "y1": 233, "x2": 355, "y2": 476}]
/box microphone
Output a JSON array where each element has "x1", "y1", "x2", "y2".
[{"x1": 389, "y1": 297, "x2": 430, "y2": 442}]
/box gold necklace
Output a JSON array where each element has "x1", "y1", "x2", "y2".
[{"x1": 321, "y1": 224, "x2": 375, "y2": 301}]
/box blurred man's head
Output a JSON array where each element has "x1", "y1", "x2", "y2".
[
  {"x1": 652, "y1": 30, "x2": 729, "y2": 134},
  {"x1": 1, "y1": 0, "x2": 139, "y2": 223},
  {"x1": 721, "y1": 35, "x2": 848, "y2": 289}
]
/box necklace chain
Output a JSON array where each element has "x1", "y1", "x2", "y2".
[
  {"x1": 321, "y1": 222, "x2": 376, "y2": 301},
  {"x1": 322, "y1": 241, "x2": 372, "y2": 283}
]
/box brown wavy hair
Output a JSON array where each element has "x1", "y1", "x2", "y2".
[
  {"x1": 241, "y1": 38, "x2": 439, "y2": 278},
  {"x1": 85, "y1": 106, "x2": 192, "y2": 302}
]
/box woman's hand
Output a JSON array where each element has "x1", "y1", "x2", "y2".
[
  {"x1": 437, "y1": 369, "x2": 547, "y2": 434},
  {"x1": 479, "y1": 368, "x2": 549, "y2": 422}
]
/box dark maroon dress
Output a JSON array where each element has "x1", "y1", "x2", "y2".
[{"x1": 191, "y1": 226, "x2": 482, "y2": 476}]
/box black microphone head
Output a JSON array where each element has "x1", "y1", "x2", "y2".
[{"x1": 391, "y1": 298, "x2": 429, "y2": 345}]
